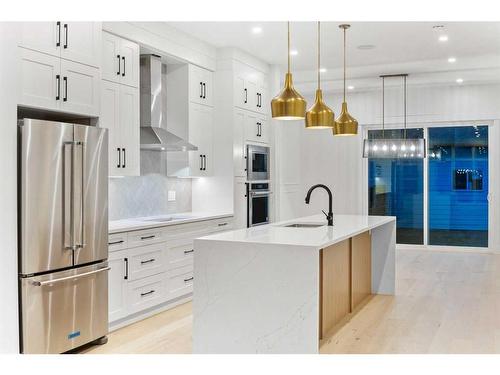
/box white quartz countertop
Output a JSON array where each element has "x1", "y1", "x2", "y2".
[
  {"x1": 109, "y1": 212, "x2": 234, "y2": 234},
  {"x1": 197, "y1": 214, "x2": 395, "y2": 249}
]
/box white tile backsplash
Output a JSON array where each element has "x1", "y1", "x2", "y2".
[{"x1": 109, "y1": 174, "x2": 191, "y2": 220}]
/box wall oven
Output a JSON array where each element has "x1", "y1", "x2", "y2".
[
  {"x1": 246, "y1": 145, "x2": 270, "y2": 181},
  {"x1": 247, "y1": 182, "x2": 271, "y2": 227}
]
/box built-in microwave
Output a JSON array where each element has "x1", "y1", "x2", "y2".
[{"x1": 246, "y1": 145, "x2": 270, "y2": 181}]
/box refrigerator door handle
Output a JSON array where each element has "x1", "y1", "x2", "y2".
[
  {"x1": 76, "y1": 141, "x2": 85, "y2": 249},
  {"x1": 31, "y1": 266, "x2": 111, "y2": 286},
  {"x1": 63, "y1": 141, "x2": 74, "y2": 250}
]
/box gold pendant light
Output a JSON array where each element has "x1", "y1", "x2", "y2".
[
  {"x1": 271, "y1": 22, "x2": 307, "y2": 120},
  {"x1": 334, "y1": 24, "x2": 358, "y2": 136},
  {"x1": 305, "y1": 21, "x2": 334, "y2": 129}
]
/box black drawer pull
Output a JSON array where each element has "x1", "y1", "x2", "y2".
[
  {"x1": 184, "y1": 249, "x2": 194, "y2": 254},
  {"x1": 124, "y1": 257, "x2": 128, "y2": 280},
  {"x1": 140, "y1": 235, "x2": 155, "y2": 240},
  {"x1": 122, "y1": 56, "x2": 125, "y2": 77},
  {"x1": 184, "y1": 277, "x2": 194, "y2": 283},
  {"x1": 140, "y1": 258, "x2": 155, "y2": 265},
  {"x1": 55, "y1": 74, "x2": 60, "y2": 100},
  {"x1": 117, "y1": 55, "x2": 121, "y2": 75},
  {"x1": 108, "y1": 240, "x2": 124, "y2": 245},
  {"x1": 140, "y1": 290, "x2": 155, "y2": 297},
  {"x1": 218, "y1": 222, "x2": 228, "y2": 227}
]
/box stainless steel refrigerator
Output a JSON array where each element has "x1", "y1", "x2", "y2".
[{"x1": 18, "y1": 119, "x2": 109, "y2": 354}]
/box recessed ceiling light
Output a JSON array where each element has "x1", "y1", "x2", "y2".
[
  {"x1": 357, "y1": 44, "x2": 375, "y2": 50},
  {"x1": 251, "y1": 26, "x2": 262, "y2": 34},
  {"x1": 319, "y1": 68, "x2": 327, "y2": 73},
  {"x1": 448, "y1": 57, "x2": 457, "y2": 63},
  {"x1": 438, "y1": 35, "x2": 449, "y2": 42},
  {"x1": 456, "y1": 78, "x2": 464, "y2": 84},
  {"x1": 348, "y1": 85, "x2": 355, "y2": 90},
  {"x1": 290, "y1": 49, "x2": 298, "y2": 56}
]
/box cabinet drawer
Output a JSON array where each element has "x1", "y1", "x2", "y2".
[
  {"x1": 166, "y1": 266, "x2": 193, "y2": 300},
  {"x1": 208, "y1": 218, "x2": 234, "y2": 233},
  {"x1": 127, "y1": 228, "x2": 165, "y2": 248},
  {"x1": 108, "y1": 233, "x2": 128, "y2": 252},
  {"x1": 163, "y1": 221, "x2": 209, "y2": 240},
  {"x1": 127, "y1": 274, "x2": 165, "y2": 314},
  {"x1": 167, "y1": 238, "x2": 194, "y2": 271},
  {"x1": 128, "y1": 243, "x2": 166, "y2": 281}
]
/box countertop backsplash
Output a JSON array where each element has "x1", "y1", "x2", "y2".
[{"x1": 109, "y1": 174, "x2": 192, "y2": 221}]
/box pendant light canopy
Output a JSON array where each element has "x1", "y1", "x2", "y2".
[
  {"x1": 362, "y1": 74, "x2": 426, "y2": 159},
  {"x1": 334, "y1": 24, "x2": 358, "y2": 136},
  {"x1": 305, "y1": 22, "x2": 334, "y2": 129},
  {"x1": 271, "y1": 22, "x2": 307, "y2": 120}
]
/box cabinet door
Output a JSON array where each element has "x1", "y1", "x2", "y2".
[
  {"x1": 351, "y1": 231, "x2": 372, "y2": 310},
  {"x1": 108, "y1": 250, "x2": 128, "y2": 322},
  {"x1": 18, "y1": 48, "x2": 60, "y2": 111},
  {"x1": 119, "y1": 85, "x2": 140, "y2": 176},
  {"x1": 100, "y1": 80, "x2": 121, "y2": 176},
  {"x1": 119, "y1": 39, "x2": 140, "y2": 88},
  {"x1": 201, "y1": 68, "x2": 213, "y2": 107},
  {"x1": 189, "y1": 104, "x2": 213, "y2": 176},
  {"x1": 189, "y1": 64, "x2": 204, "y2": 105},
  {"x1": 102, "y1": 32, "x2": 121, "y2": 84},
  {"x1": 244, "y1": 112, "x2": 260, "y2": 143},
  {"x1": 19, "y1": 22, "x2": 60, "y2": 58},
  {"x1": 234, "y1": 75, "x2": 247, "y2": 109},
  {"x1": 257, "y1": 116, "x2": 270, "y2": 144},
  {"x1": 60, "y1": 59, "x2": 100, "y2": 116},
  {"x1": 233, "y1": 110, "x2": 246, "y2": 177},
  {"x1": 60, "y1": 22, "x2": 101, "y2": 68}
]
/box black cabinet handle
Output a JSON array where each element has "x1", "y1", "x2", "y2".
[
  {"x1": 117, "y1": 148, "x2": 121, "y2": 168},
  {"x1": 256, "y1": 122, "x2": 260, "y2": 137},
  {"x1": 258, "y1": 93, "x2": 262, "y2": 107},
  {"x1": 140, "y1": 290, "x2": 155, "y2": 297},
  {"x1": 63, "y1": 23, "x2": 68, "y2": 49},
  {"x1": 218, "y1": 222, "x2": 228, "y2": 227},
  {"x1": 140, "y1": 235, "x2": 155, "y2": 240},
  {"x1": 56, "y1": 22, "x2": 61, "y2": 47},
  {"x1": 256, "y1": 93, "x2": 259, "y2": 108},
  {"x1": 55, "y1": 75, "x2": 60, "y2": 100},
  {"x1": 124, "y1": 257, "x2": 128, "y2": 280},
  {"x1": 184, "y1": 249, "x2": 194, "y2": 254},
  {"x1": 199, "y1": 154, "x2": 203, "y2": 171},
  {"x1": 184, "y1": 277, "x2": 194, "y2": 283},
  {"x1": 63, "y1": 76, "x2": 67, "y2": 102},
  {"x1": 140, "y1": 258, "x2": 155, "y2": 265},
  {"x1": 199, "y1": 82, "x2": 203, "y2": 98},
  {"x1": 202, "y1": 83, "x2": 206, "y2": 99},
  {"x1": 244, "y1": 88, "x2": 247, "y2": 104},
  {"x1": 108, "y1": 240, "x2": 124, "y2": 245},
  {"x1": 203, "y1": 155, "x2": 207, "y2": 171},
  {"x1": 122, "y1": 148, "x2": 126, "y2": 168},
  {"x1": 122, "y1": 56, "x2": 125, "y2": 77},
  {"x1": 117, "y1": 55, "x2": 121, "y2": 75}
]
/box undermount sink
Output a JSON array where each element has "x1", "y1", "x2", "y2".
[{"x1": 282, "y1": 223, "x2": 326, "y2": 228}]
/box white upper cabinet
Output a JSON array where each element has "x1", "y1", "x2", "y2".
[
  {"x1": 60, "y1": 59, "x2": 100, "y2": 116},
  {"x1": 244, "y1": 113, "x2": 269, "y2": 145},
  {"x1": 188, "y1": 103, "x2": 214, "y2": 177},
  {"x1": 189, "y1": 64, "x2": 213, "y2": 107},
  {"x1": 102, "y1": 32, "x2": 139, "y2": 88},
  {"x1": 19, "y1": 22, "x2": 101, "y2": 68},
  {"x1": 234, "y1": 61, "x2": 268, "y2": 115},
  {"x1": 100, "y1": 80, "x2": 139, "y2": 177}
]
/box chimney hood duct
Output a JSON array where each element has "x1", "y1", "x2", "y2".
[{"x1": 140, "y1": 54, "x2": 198, "y2": 152}]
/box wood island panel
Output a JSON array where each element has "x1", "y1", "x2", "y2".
[
  {"x1": 351, "y1": 231, "x2": 372, "y2": 310},
  {"x1": 319, "y1": 239, "x2": 351, "y2": 339}
]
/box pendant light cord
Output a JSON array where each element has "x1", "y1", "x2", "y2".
[
  {"x1": 287, "y1": 21, "x2": 291, "y2": 74},
  {"x1": 382, "y1": 76, "x2": 385, "y2": 138},
  {"x1": 343, "y1": 26, "x2": 346, "y2": 102},
  {"x1": 317, "y1": 21, "x2": 320, "y2": 90},
  {"x1": 403, "y1": 75, "x2": 407, "y2": 139}
]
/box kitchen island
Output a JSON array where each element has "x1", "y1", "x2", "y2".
[{"x1": 192, "y1": 214, "x2": 396, "y2": 354}]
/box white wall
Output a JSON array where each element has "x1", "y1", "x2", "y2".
[
  {"x1": 275, "y1": 81, "x2": 500, "y2": 243},
  {"x1": 0, "y1": 24, "x2": 20, "y2": 353}
]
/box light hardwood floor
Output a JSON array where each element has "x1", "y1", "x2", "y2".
[{"x1": 83, "y1": 249, "x2": 500, "y2": 354}]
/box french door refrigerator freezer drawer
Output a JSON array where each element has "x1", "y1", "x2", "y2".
[{"x1": 20, "y1": 262, "x2": 109, "y2": 354}]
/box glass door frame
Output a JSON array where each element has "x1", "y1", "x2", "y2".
[{"x1": 362, "y1": 120, "x2": 497, "y2": 253}]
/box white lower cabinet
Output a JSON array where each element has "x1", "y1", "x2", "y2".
[
  {"x1": 108, "y1": 217, "x2": 233, "y2": 327},
  {"x1": 108, "y1": 250, "x2": 128, "y2": 322}
]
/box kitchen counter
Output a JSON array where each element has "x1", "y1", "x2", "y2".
[
  {"x1": 192, "y1": 214, "x2": 396, "y2": 354},
  {"x1": 108, "y1": 212, "x2": 234, "y2": 234}
]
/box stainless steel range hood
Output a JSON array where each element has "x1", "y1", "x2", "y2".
[{"x1": 140, "y1": 54, "x2": 198, "y2": 152}]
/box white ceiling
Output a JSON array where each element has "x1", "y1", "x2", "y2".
[{"x1": 167, "y1": 21, "x2": 500, "y2": 90}]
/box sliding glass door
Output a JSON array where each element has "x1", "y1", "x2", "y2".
[
  {"x1": 368, "y1": 128, "x2": 424, "y2": 244},
  {"x1": 368, "y1": 124, "x2": 489, "y2": 248},
  {"x1": 428, "y1": 126, "x2": 488, "y2": 247}
]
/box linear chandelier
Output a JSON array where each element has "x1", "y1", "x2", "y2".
[{"x1": 363, "y1": 74, "x2": 426, "y2": 159}]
